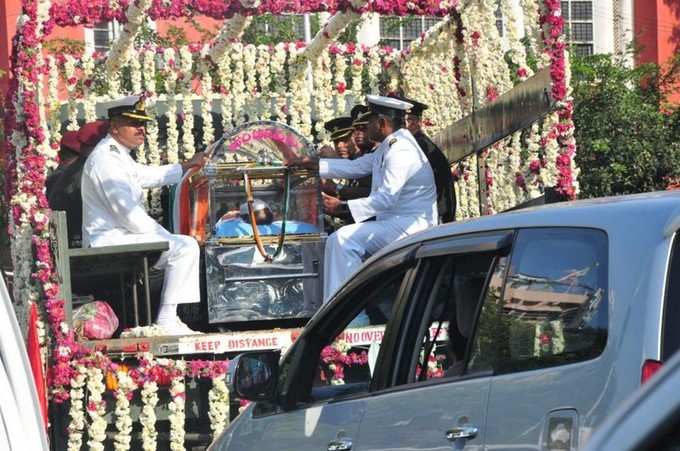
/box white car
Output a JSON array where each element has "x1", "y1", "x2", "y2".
[{"x1": 0, "y1": 274, "x2": 50, "y2": 450}]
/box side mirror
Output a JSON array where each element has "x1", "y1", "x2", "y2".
[{"x1": 227, "y1": 350, "x2": 280, "y2": 402}]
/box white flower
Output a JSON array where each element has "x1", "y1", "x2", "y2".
[
  {"x1": 208, "y1": 375, "x2": 230, "y2": 439},
  {"x1": 140, "y1": 380, "x2": 159, "y2": 451},
  {"x1": 169, "y1": 374, "x2": 186, "y2": 451}
]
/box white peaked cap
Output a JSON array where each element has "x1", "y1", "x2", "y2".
[{"x1": 366, "y1": 95, "x2": 414, "y2": 112}]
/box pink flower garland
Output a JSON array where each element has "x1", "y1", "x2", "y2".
[
  {"x1": 541, "y1": 0, "x2": 577, "y2": 199},
  {"x1": 47, "y1": 0, "x2": 458, "y2": 29},
  {"x1": 321, "y1": 344, "x2": 368, "y2": 382}
]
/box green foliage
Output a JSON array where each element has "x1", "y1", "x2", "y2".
[
  {"x1": 572, "y1": 52, "x2": 680, "y2": 198},
  {"x1": 242, "y1": 14, "x2": 305, "y2": 45}
]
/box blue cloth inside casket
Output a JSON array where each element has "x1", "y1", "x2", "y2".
[{"x1": 214, "y1": 219, "x2": 318, "y2": 238}]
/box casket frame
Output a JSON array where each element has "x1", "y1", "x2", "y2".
[{"x1": 178, "y1": 121, "x2": 326, "y2": 324}]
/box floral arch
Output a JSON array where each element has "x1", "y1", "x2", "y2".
[{"x1": 3, "y1": 0, "x2": 576, "y2": 447}]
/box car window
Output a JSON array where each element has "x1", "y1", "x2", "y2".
[
  {"x1": 407, "y1": 254, "x2": 496, "y2": 383},
  {"x1": 468, "y1": 228, "x2": 608, "y2": 375},
  {"x1": 308, "y1": 267, "x2": 408, "y2": 402},
  {"x1": 663, "y1": 233, "x2": 680, "y2": 360}
]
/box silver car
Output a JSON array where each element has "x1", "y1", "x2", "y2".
[
  {"x1": 210, "y1": 191, "x2": 680, "y2": 451},
  {"x1": 581, "y1": 349, "x2": 680, "y2": 451},
  {"x1": 0, "y1": 274, "x2": 50, "y2": 450}
]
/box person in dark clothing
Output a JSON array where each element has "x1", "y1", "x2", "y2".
[
  {"x1": 47, "y1": 120, "x2": 109, "y2": 247},
  {"x1": 350, "y1": 104, "x2": 374, "y2": 155},
  {"x1": 321, "y1": 110, "x2": 375, "y2": 229},
  {"x1": 390, "y1": 95, "x2": 456, "y2": 223},
  {"x1": 45, "y1": 130, "x2": 81, "y2": 196}
]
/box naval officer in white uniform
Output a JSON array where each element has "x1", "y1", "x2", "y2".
[
  {"x1": 81, "y1": 95, "x2": 209, "y2": 335},
  {"x1": 289, "y1": 95, "x2": 438, "y2": 302}
]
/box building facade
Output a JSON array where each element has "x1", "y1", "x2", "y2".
[{"x1": 0, "y1": 1, "x2": 677, "y2": 97}]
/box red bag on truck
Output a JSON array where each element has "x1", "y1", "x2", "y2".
[{"x1": 73, "y1": 301, "x2": 119, "y2": 339}]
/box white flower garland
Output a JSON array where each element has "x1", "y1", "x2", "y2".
[
  {"x1": 129, "y1": 49, "x2": 143, "y2": 94},
  {"x1": 383, "y1": 47, "x2": 400, "y2": 94},
  {"x1": 270, "y1": 43, "x2": 288, "y2": 123},
  {"x1": 206, "y1": 14, "x2": 252, "y2": 64},
  {"x1": 113, "y1": 370, "x2": 138, "y2": 451},
  {"x1": 106, "y1": 0, "x2": 152, "y2": 90},
  {"x1": 81, "y1": 50, "x2": 97, "y2": 122},
  {"x1": 349, "y1": 46, "x2": 364, "y2": 104},
  {"x1": 63, "y1": 54, "x2": 78, "y2": 131},
  {"x1": 243, "y1": 44, "x2": 258, "y2": 122},
  {"x1": 46, "y1": 55, "x2": 61, "y2": 146},
  {"x1": 521, "y1": 0, "x2": 544, "y2": 62},
  {"x1": 66, "y1": 365, "x2": 87, "y2": 451},
  {"x1": 312, "y1": 49, "x2": 333, "y2": 142},
  {"x1": 164, "y1": 48, "x2": 180, "y2": 164},
  {"x1": 142, "y1": 48, "x2": 159, "y2": 212},
  {"x1": 256, "y1": 45, "x2": 271, "y2": 121},
  {"x1": 216, "y1": 48, "x2": 233, "y2": 131},
  {"x1": 180, "y1": 46, "x2": 195, "y2": 159},
  {"x1": 208, "y1": 374, "x2": 230, "y2": 439},
  {"x1": 331, "y1": 44, "x2": 347, "y2": 115},
  {"x1": 542, "y1": 111, "x2": 560, "y2": 188},
  {"x1": 231, "y1": 43, "x2": 246, "y2": 125},
  {"x1": 287, "y1": 46, "x2": 303, "y2": 132},
  {"x1": 168, "y1": 363, "x2": 187, "y2": 451},
  {"x1": 502, "y1": 0, "x2": 533, "y2": 82},
  {"x1": 299, "y1": 0, "x2": 368, "y2": 61},
  {"x1": 366, "y1": 46, "x2": 381, "y2": 95},
  {"x1": 86, "y1": 366, "x2": 107, "y2": 451},
  {"x1": 199, "y1": 46, "x2": 215, "y2": 149},
  {"x1": 140, "y1": 380, "x2": 159, "y2": 451}
]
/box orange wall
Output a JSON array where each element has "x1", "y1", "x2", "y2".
[
  {"x1": 635, "y1": 0, "x2": 680, "y2": 103},
  {"x1": 156, "y1": 16, "x2": 223, "y2": 43},
  {"x1": 0, "y1": 0, "x2": 21, "y2": 95}
]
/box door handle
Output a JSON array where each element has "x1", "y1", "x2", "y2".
[
  {"x1": 446, "y1": 425, "x2": 479, "y2": 441},
  {"x1": 327, "y1": 438, "x2": 353, "y2": 451}
]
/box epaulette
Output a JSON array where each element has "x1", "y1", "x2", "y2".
[{"x1": 388, "y1": 138, "x2": 397, "y2": 146}]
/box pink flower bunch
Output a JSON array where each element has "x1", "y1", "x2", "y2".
[
  {"x1": 321, "y1": 345, "x2": 369, "y2": 381},
  {"x1": 185, "y1": 359, "x2": 230, "y2": 379},
  {"x1": 515, "y1": 173, "x2": 527, "y2": 191}
]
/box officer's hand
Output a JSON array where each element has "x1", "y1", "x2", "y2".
[
  {"x1": 321, "y1": 179, "x2": 338, "y2": 195},
  {"x1": 322, "y1": 192, "x2": 342, "y2": 215},
  {"x1": 182, "y1": 151, "x2": 209, "y2": 172},
  {"x1": 285, "y1": 156, "x2": 318, "y2": 170},
  {"x1": 318, "y1": 145, "x2": 337, "y2": 158}
]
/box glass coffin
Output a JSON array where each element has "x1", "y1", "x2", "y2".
[{"x1": 181, "y1": 121, "x2": 325, "y2": 323}]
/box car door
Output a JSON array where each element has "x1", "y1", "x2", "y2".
[
  {"x1": 227, "y1": 247, "x2": 419, "y2": 451},
  {"x1": 355, "y1": 231, "x2": 513, "y2": 451},
  {"x1": 474, "y1": 228, "x2": 610, "y2": 450}
]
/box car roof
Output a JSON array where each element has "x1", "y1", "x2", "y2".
[{"x1": 366, "y1": 190, "x2": 680, "y2": 265}]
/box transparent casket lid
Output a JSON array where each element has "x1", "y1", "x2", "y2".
[
  {"x1": 207, "y1": 121, "x2": 315, "y2": 167},
  {"x1": 202, "y1": 121, "x2": 322, "y2": 237}
]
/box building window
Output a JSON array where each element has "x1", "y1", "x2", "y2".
[
  {"x1": 379, "y1": 16, "x2": 442, "y2": 50},
  {"x1": 92, "y1": 21, "x2": 120, "y2": 52},
  {"x1": 561, "y1": 0, "x2": 594, "y2": 57}
]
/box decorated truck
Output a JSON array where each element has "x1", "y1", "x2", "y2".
[{"x1": 1, "y1": 0, "x2": 577, "y2": 449}]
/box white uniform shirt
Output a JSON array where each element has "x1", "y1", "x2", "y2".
[
  {"x1": 319, "y1": 128, "x2": 438, "y2": 227},
  {"x1": 81, "y1": 134, "x2": 183, "y2": 247}
]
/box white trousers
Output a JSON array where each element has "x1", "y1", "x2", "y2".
[
  {"x1": 91, "y1": 231, "x2": 201, "y2": 305},
  {"x1": 323, "y1": 218, "x2": 423, "y2": 302}
]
